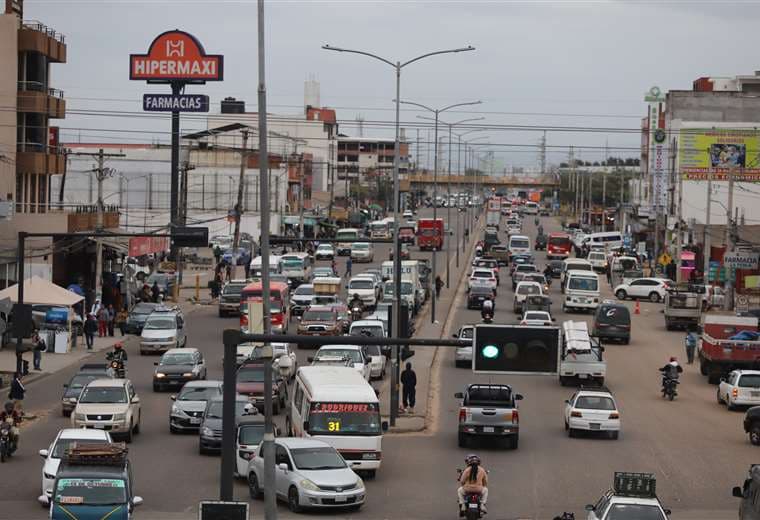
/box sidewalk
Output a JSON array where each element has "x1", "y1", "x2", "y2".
[
  {"x1": 0, "y1": 284, "x2": 211, "y2": 393},
  {"x1": 382, "y1": 213, "x2": 485, "y2": 433}
]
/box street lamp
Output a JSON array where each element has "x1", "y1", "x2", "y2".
[
  {"x1": 455, "y1": 132, "x2": 489, "y2": 251},
  {"x1": 419, "y1": 115, "x2": 484, "y2": 273},
  {"x1": 322, "y1": 43, "x2": 475, "y2": 428},
  {"x1": 399, "y1": 99, "x2": 481, "y2": 325}
]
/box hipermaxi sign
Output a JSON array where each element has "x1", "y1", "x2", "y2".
[{"x1": 130, "y1": 30, "x2": 223, "y2": 83}]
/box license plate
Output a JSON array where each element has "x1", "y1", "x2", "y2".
[
  {"x1": 752, "y1": 392, "x2": 760, "y2": 397},
  {"x1": 590, "y1": 423, "x2": 601, "y2": 430},
  {"x1": 93, "y1": 424, "x2": 105, "y2": 429},
  {"x1": 483, "y1": 426, "x2": 494, "y2": 433},
  {"x1": 334, "y1": 496, "x2": 347, "y2": 503},
  {"x1": 190, "y1": 417, "x2": 201, "y2": 425},
  {"x1": 579, "y1": 374, "x2": 588, "y2": 379},
  {"x1": 469, "y1": 504, "x2": 478, "y2": 509}
]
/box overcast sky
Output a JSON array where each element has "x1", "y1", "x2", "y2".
[{"x1": 26, "y1": 0, "x2": 760, "y2": 169}]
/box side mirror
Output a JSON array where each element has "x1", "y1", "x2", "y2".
[
  {"x1": 720, "y1": 377, "x2": 726, "y2": 383},
  {"x1": 39, "y1": 449, "x2": 49, "y2": 458},
  {"x1": 62, "y1": 384, "x2": 68, "y2": 388},
  {"x1": 38, "y1": 495, "x2": 50, "y2": 507},
  {"x1": 585, "y1": 504, "x2": 595, "y2": 512},
  {"x1": 132, "y1": 496, "x2": 144, "y2": 507},
  {"x1": 733, "y1": 486, "x2": 744, "y2": 498},
  {"x1": 307, "y1": 357, "x2": 314, "y2": 363},
  {"x1": 153, "y1": 362, "x2": 159, "y2": 366},
  {"x1": 170, "y1": 395, "x2": 176, "y2": 401},
  {"x1": 564, "y1": 399, "x2": 570, "y2": 404},
  {"x1": 454, "y1": 392, "x2": 464, "y2": 399},
  {"x1": 381, "y1": 421, "x2": 389, "y2": 432},
  {"x1": 452, "y1": 333, "x2": 458, "y2": 338},
  {"x1": 664, "y1": 509, "x2": 671, "y2": 516},
  {"x1": 278, "y1": 463, "x2": 289, "y2": 472},
  {"x1": 296, "y1": 317, "x2": 302, "y2": 322},
  {"x1": 515, "y1": 394, "x2": 524, "y2": 400},
  {"x1": 131, "y1": 397, "x2": 140, "y2": 404}
]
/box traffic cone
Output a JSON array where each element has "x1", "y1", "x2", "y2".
[{"x1": 634, "y1": 300, "x2": 641, "y2": 315}]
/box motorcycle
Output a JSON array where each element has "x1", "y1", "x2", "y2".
[
  {"x1": 348, "y1": 304, "x2": 364, "y2": 323},
  {"x1": 661, "y1": 375, "x2": 679, "y2": 401},
  {"x1": 106, "y1": 353, "x2": 126, "y2": 379},
  {"x1": 0, "y1": 418, "x2": 16, "y2": 462},
  {"x1": 481, "y1": 312, "x2": 493, "y2": 324},
  {"x1": 553, "y1": 514, "x2": 575, "y2": 520},
  {"x1": 456, "y1": 468, "x2": 485, "y2": 520}
]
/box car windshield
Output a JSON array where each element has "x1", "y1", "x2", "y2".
[
  {"x1": 132, "y1": 303, "x2": 156, "y2": 315},
  {"x1": 178, "y1": 386, "x2": 220, "y2": 401},
  {"x1": 52, "y1": 438, "x2": 109, "y2": 458},
  {"x1": 459, "y1": 328, "x2": 474, "y2": 339},
  {"x1": 66, "y1": 374, "x2": 99, "y2": 392},
  {"x1": 79, "y1": 386, "x2": 127, "y2": 404},
  {"x1": 238, "y1": 424, "x2": 265, "y2": 445},
  {"x1": 317, "y1": 349, "x2": 362, "y2": 362},
  {"x1": 317, "y1": 245, "x2": 332, "y2": 251},
  {"x1": 290, "y1": 446, "x2": 347, "y2": 470},
  {"x1": 206, "y1": 401, "x2": 248, "y2": 419},
  {"x1": 352, "y1": 243, "x2": 369, "y2": 250},
  {"x1": 303, "y1": 310, "x2": 335, "y2": 321},
  {"x1": 313, "y1": 269, "x2": 333, "y2": 277},
  {"x1": 575, "y1": 396, "x2": 616, "y2": 410},
  {"x1": 518, "y1": 284, "x2": 541, "y2": 295},
  {"x1": 144, "y1": 317, "x2": 175, "y2": 330},
  {"x1": 606, "y1": 504, "x2": 665, "y2": 520},
  {"x1": 472, "y1": 271, "x2": 492, "y2": 278},
  {"x1": 349, "y1": 280, "x2": 374, "y2": 290},
  {"x1": 516, "y1": 265, "x2": 537, "y2": 273},
  {"x1": 471, "y1": 287, "x2": 493, "y2": 296},
  {"x1": 223, "y1": 284, "x2": 244, "y2": 295},
  {"x1": 282, "y1": 260, "x2": 303, "y2": 269},
  {"x1": 295, "y1": 286, "x2": 314, "y2": 296},
  {"x1": 598, "y1": 306, "x2": 630, "y2": 324},
  {"x1": 525, "y1": 313, "x2": 548, "y2": 321},
  {"x1": 364, "y1": 345, "x2": 382, "y2": 356},
  {"x1": 511, "y1": 239, "x2": 529, "y2": 248},
  {"x1": 161, "y1": 353, "x2": 194, "y2": 365},
  {"x1": 308, "y1": 402, "x2": 382, "y2": 435},
  {"x1": 337, "y1": 232, "x2": 358, "y2": 240},
  {"x1": 352, "y1": 326, "x2": 383, "y2": 337},
  {"x1": 567, "y1": 263, "x2": 592, "y2": 272},
  {"x1": 237, "y1": 366, "x2": 266, "y2": 383},
  {"x1": 569, "y1": 277, "x2": 598, "y2": 291},
  {"x1": 739, "y1": 375, "x2": 760, "y2": 388},
  {"x1": 55, "y1": 478, "x2": 127, "y2": 506}
]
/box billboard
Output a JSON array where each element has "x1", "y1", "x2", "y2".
[
  {"x1": 128, "y1": 236, "x2": 168, "y2": 257},
  {"x1": 143, "y1": 94, "x2": 209, "y2": 112},
  {"x1": 130, "y1": 30, "x2": 223, "y2": 82},
  {"x1": 680, "y1": 129, "x2": 760, "y2": 181}
]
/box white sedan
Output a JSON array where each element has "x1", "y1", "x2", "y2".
[
  {"x1": 717, "y1": 370, "x2": 760, "y2": 410},
  {"x1": 613, "y1": 278, "x2": 672, "y2": 303},
  {"x1": 314, "y1": 243, "x2": 335, "y2": 260},
  {"x1": 513, "y1": 281, "x2": 543, "y2": 314},
  {"x1": 40, "y1": 428, "x2": 112, "y2": 498},
  {"x1": 564, "y1": 389, "x2": 620, "y2": 439},
  {"x1": 520, "y1": 311, "x2": 553, "y2": 326},
  {"x1": 468, "y1": 268, "x2": 498, "y2": 294},
  {"x1": 313, "y1": 344, "x2": 371, "y2": 381}
]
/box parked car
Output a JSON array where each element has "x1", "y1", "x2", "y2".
[
  {"x1": 246, "y1": 438, "x2": 366, "y2": 512},
  {"x1": 564, "y1": 388, "x2": 620, "y2": 439},
  {"x1": 718, "y1": 370, "x2": 760, "y2": 410},
  {"x1": 614, "y1": 278, "x2": 671, "y2": 303},
  {"x1": 169, "y1": 380, "x2": 223, "y2": 433},
  {"x1": 315, "y1": 244, "x2": 335, "y2": 260},
  {"x1": 152, "y1": 348, "x2": 207, "y2": 391},
  {"x1": 70, "y1": 378, "x2": 142, "y2": 443}
]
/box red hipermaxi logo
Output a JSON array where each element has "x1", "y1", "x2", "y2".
[{"x1": 130, "y1": 30, "x2": 223, "y2": 82}]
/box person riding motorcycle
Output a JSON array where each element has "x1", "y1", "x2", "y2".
[
  {"x1": 458, "y1": 454, "x2": 488, "y2": 514},
  {"x1": 110, "y1": 341, "x2": 128, "y2": 363},
  {"x1": 349, "y1": 294, "x2": 364, "y2": 314},
  {"x1": 0, "y1": 401, "x2": 21, "y2": 449},
  {"x1": 659, "y1": 356, "x2": 683, "y2": 392},
  {"x1": 481, "y1": 298, "x2": 494, "y2": 321}
]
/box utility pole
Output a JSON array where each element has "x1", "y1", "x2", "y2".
[
  {"x1": 703, "y1": 154, "x2": 713, "y2": 279},
  {"x1": 587, "y1": 169, "x2": 593, "y2": 228},
  {"x1": 672, "y1": 138, "x2": 683, "y2": 283},
  {"x1": 233, "y1": 129, "x2": 249, "y2": 252},
  {"x1": 327, "y1": 143, "x2": 335, "y2": 225},
  {"x1": 446, "y1": 127, "x2": 452, "y2": 288},
  {"x1": 725, "y1": 163, "x2": 736, "y2": 310}
]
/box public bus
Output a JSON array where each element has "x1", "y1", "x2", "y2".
[{"x1": 547, "y1": 232, "x2": 573, "y2": 259}]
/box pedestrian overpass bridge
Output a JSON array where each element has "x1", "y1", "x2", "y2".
[{"x1": 402, "y1": 173, "x2": 559, "y2": 192}]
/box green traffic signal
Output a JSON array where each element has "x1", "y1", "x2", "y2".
[{"x1": 481, "y1": 344, "x2": 499, "y2": 359}]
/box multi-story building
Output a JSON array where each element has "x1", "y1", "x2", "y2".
[{"x1": 336, "y1": 136, "x2": 410, "y2": 180}]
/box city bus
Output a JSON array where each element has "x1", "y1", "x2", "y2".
[{"x1": 547, "y1": 232, "x2": 573, "y2": 259}]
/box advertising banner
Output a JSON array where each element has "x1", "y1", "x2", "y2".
[
  {"x1": 723, "y1": 251, "x2": 760, "y2": 270},
  {"x1": 143, "y1": 94, "x2": 209, "y2": 112},
  {"x1": 128, "y1": 236, "x2": 168, "y2": 257},
  {"x1": 645, "y1": 87, "x2": 668, "y2": 208},
  {"x1": 679, "y1": 129, "x2": 760, "y2": 181},
  {"x1": 130, "y1": 30, "x2": 223, "y2": 82}
]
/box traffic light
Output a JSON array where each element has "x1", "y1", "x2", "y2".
[{"x1": 473, "y1": 324, "x2": 560, "y2": 374}]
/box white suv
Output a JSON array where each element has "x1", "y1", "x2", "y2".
[
  {"x1": 71, "y1": 378, "x2": 142, "y2": 442},
  {"x1": 140, "y1": 306, "x2": 187, "y2": 355},
  {"x1": 718, "y1": 370, "x2": 760, "y2": 410},
  {"x1": 614, "y1": 278, "x2": 671, "y2": 303},
  {"x1": 348, "y1": 276, "x2": 378, "y2": 308}
]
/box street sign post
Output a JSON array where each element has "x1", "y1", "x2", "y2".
[
  {"x1": 724, "y1": 251, "x2": 760, "y2": 270},
  {"x1": 473, "y1": 324, "x2": 560, "y2": 375},
  {"x1": 172, "y1": 226, "x2": 209, "y2": 248}
]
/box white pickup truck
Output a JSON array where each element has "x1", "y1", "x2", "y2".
[{"x1": 559, "y1": 321, "x2": 606, "y2": 386}]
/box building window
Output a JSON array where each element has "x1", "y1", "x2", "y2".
[
  {"x1": 29, "y1": 174, "x2": 37, "y2": 213},
  {"x1": 15, "y1": 174, "x2": 22, "y2": 213},
  {"x1": 38, "y1": 174, "x2": 47, "y2": 213}
]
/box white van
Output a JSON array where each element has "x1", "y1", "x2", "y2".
[
  {"x1": 523, "y1": 201, "x2": 539, "y2": 215},
  {"x1": 586, "y1": 231, "x2": 623, "y2": 251},
  {"x1": 280, "y1": 252, "x2": 312, "y2": 283},
  {"x1": 250, "y1": 255, "x2": 282, "y2": 278},
  {"x1": 508, "y1": 234, "x2": 531, "y2": 260},
  {"x1": 287, "y1": 366, "x2": 387, "y2": 476},
  {"x1": 563, "y1": 271, "x2": 600, "y2": 312},
  {"x1": 336, "y1": 228, "x2": 360, "y2": 256},
  {"x1": 561, "y1": 258, "x2": 594, "y2": 292}
]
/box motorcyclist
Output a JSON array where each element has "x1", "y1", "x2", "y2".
[
  {"x1": 481, "y1": 298, "x2": 494, "y2": 321},
  {"x1": 0, "y1": 401, "x2": 21, "y2": 449},
  {"x1": 458, "y1": 454, "x2": 488, "y2": 515},
  {"x1": 349, "y1": 293, "x2": 364, "y2": 314},
  {"x1": 659, "y1": 356, "x2": 683, "y2": 392},
  {"x1": 110, "y1": 341, "x2": 128, "y2": 363}
]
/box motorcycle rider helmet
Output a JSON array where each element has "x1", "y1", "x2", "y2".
[
  {"x1": 465, "y1": 454, "x2": 481, "y2": 465},
  {"x1": 114, "y1": 342, "x2": 124, "y2": 350},
  {"x1": 353, "y1": 294, "x2": 360, "y2": 300},
  {"x1": 3, "y1": 401, "x2": 13, "y2": 414},
  {"x1": 670, "y1": 356, "x2": 677, "y2": 362}
]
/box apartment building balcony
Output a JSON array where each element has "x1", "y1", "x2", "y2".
[
  {"x1": 18, "y1": 20, "x2": 66, "y2": 63},
  {"x1": 17, "y1": 82, "x2": 65, "y2": 119},
  {"x1": 17, "y1": 143, "x2": 65, "y2": 175}
]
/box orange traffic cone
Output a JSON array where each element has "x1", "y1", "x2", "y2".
[{"x1": 634, "y1": 300, "x2": 641, "y2": 315}]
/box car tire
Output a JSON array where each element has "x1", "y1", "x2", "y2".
[
  {"x1": 564, "y1": 420, "x2": 569, "y2": 431},
  {"x1": 199, "y1": 444, "x2": 208, "y2": 455},
  {"x1": 457, "y1": 432, "x2": 468, "y2": 448},
  {"x1": 717, "y1": 389, "x2": 724, "y2": 404},
  {"x1": 124, "y1": 423, "x2": 133, "y2": 443},
  {"x1": 218, "y1": 310, "x2": 226, "y2": 318},
  {"x1": 273, "y1": 400, "x2": 280, "y2": 415},
  {"x1": 509, "y1": 435, "x2": 519, "y2": 450},
  {"x1": 750, "y1": 425, "x2": 760, "y2": 446},
  {"x1": 287, "y1": 486, "x2": 302, "y2": 513},
  {"x1": 169, "y1": 423, "x2": 179, "y2": 434},
  {"x1": 615, "y1": 289, "x2": 627, "y2": 300},
  {"x1": 133, "y1": 414, "x2": 141, "y2": 434},
  {"x1": 610, "y1": 431, "x2": 619, "y2": 440},
  {"x1": 568, "y1": 428, "x2": 576, "y2": 438},
  {"x1": 140, "y1": 349, "x2": 146, "y2": 355},
  {"x1": 727, "y1": 398, "x2": 736, "y2": 411},
  {"x1": 62, "y1": 409, "x2": 72, "y2": 417},
  {"x1": 622, "y1": 337, "x2": 630, "y2": 345},
  {"x1": 153, "y1": 383, "x2": 161, "y2": 392},
  {"x1": 649, "y1": 292, "x2": 661, "y2": 303},
  {"x1": 248, "y1": 473, "x2": 263, "y2": 499}
]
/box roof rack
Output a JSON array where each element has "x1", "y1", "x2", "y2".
[
  {"x1": 63, "y1": 442, "x2": 128, "y2": 466},
  {"x1": 613, "y1": 472, "x2": 656, "y2": 498}
]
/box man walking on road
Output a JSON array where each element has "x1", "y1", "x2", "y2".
[
  {"x1": 84, "y1": 314, "x2": 97, "y2": 350},
  {"x1": 346, "y1": 257, "x2": 352, "y2": 278},
  {"x1": 685, "y1": 327, "x2": 698, "y2": 364},
  {"x1": 435, "y1": 276, "x2": 444, "y2": 298},
  {"x1": 400, "y1": 362, "x2": 417, "y2": 414},
  {"x1": 9, "y1": 372, "x2": 25, "y2": 411}
]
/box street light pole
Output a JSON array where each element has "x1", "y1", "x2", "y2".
[{"x1": 323, "y1": 43, "x2": 475, "y2": 428}]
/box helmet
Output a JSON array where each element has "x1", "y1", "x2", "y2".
[
  {"x1": 353, "y1": 294, "x2": 360, "y2": 300},
  {"x1": 4, "y1": 401, "x2": 13, "y2": 414},
  {"x1": 114, "y1": 342, "x2": 124, "y2": 350},
  {"x1": 465, "y1": 454, "x2": 481, "y2": 465},
  {"x1": 670, "y1": 356, "x2": 677, "y2": 362}
]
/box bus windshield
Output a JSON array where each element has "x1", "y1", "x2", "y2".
[{"x1": 308, "y1": 402, "x2": 382, "y2": 435}]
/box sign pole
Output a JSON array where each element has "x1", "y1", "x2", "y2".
[{"x1": 170, "y1": 81, "x2": 182, "y2": 261}]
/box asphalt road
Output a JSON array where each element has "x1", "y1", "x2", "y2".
[{"x1": 3, "y1": 206, "x2": 751, "y2": 520}]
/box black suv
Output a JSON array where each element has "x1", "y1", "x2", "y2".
[{"x1": 591, "y1": 302, "x2": 631, "y2": 344}]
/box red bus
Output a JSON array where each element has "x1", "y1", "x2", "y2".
[
  {"x1": 417, "y1": 218, "x2": 444, "y2": 251},
  {"x1": 547, "y1": 232, "x2": 572, "y2": 259}
]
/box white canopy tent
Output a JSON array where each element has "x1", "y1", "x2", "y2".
[{"x1": 0, "y1": 276, "x2": 84, "y2": 306}]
